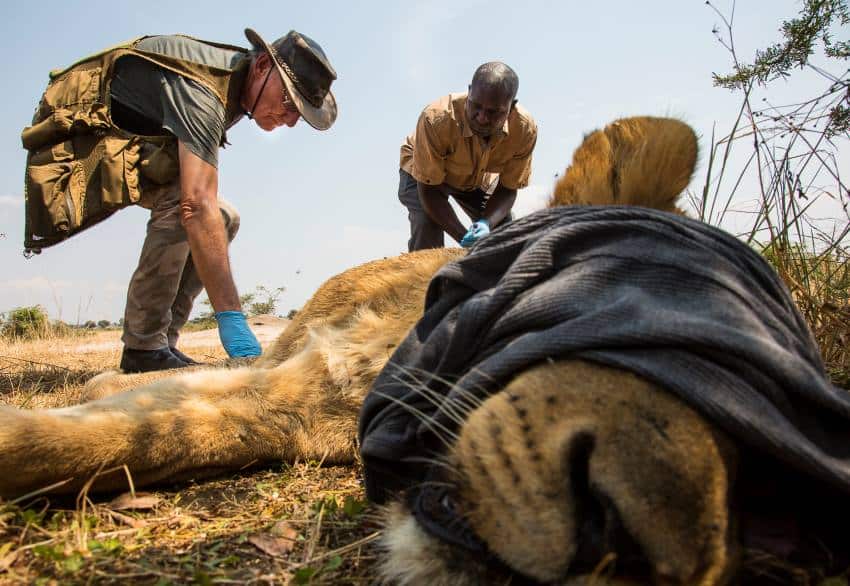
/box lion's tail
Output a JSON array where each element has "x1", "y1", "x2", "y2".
[{"x1": 548, "y1": 116, "x2": 698, "y2": 213}]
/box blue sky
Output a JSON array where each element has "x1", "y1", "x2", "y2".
[{"x1": 0, "y1": 1, "x2": 843, "y2": 323}]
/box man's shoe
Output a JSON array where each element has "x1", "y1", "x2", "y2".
[
  {"x1": 120, "y1": 347, "x2": 189, "y2": 373},
  {"x1": 169, "y1": 346, "x2": 200, "y2": 365}
]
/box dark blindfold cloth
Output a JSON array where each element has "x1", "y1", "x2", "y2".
[{"x1": 358, "y1": 206, "x2": 850, "y2": 506}]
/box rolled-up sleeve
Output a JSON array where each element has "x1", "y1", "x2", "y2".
[
  {"x1": 498, "y1": 121, "x2": 538, "y2": 190},
  {"x1": 410, "y1": 111, "x2": 447, "y2": 186}
]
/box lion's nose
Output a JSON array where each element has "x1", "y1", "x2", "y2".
[
  {"x1": 450, "y1": 389, "x2": 596, "y2": 581},
  {"x1": 449, "y1": 360, "x2": 736, "y2": 584}
]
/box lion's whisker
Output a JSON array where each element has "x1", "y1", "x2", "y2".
[
  {"x1": 382, "y1": 368, "x2": 484, "y2": 442},
  {"x1": 369, "y1": 388, "x2": 459, "y2": 448},
  {"x1": 405, "y1": 456, "x2": 455, "y2": 472},
  {"x1": 387, "y1": 372, "x2": 469, "y2": 427},
  {"x1": 412, "y1": 480, "x2": 457, "y2": 490},
  {"x1": 393, "y1": 364, "x2": 485, "y2": 413}
]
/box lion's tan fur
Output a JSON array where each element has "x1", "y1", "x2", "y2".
[
  {"x1": 0, "y1": 117, "x2": 739, "y2": 584},
  {"x1": 549, "y1": 116, "x2": 697, "y2": 213},
  {"x1": 378, "y1": 362, "x2": 735, "y2": 585},
  {"x1": 446, "y1": 361, "x2": 733, "y2": 584}
]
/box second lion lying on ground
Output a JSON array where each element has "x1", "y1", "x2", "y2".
[{"x1": 2, "y1": 117, "x2": 847, "y2": 585}]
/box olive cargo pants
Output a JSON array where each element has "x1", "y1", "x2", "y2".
[{"x1": 121, "y1": 181, "x2": 240, "y2": 350}]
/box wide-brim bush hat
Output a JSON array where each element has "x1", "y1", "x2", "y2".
[{"x1": 245, "y1": 28, "x2": 337, "y2": 130}]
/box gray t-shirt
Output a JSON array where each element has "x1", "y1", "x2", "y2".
[{"x1": 110, "y1": 36, "x2": 246, "y2": 167}]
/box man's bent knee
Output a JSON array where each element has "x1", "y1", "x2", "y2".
[{"x1": 218, "y1": 199, "x2": 240, "y2": 241}]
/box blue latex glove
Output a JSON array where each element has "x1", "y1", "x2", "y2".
[
  {"x1": 215, "y1": 311, "x2": 262, "y2": 357},
  {"x1": 460, "y1": 219, "x2": 491, "y2": 248}
]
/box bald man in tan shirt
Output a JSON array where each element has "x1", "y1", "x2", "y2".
[{"x1": 398, "y1": 62, "x2": 537, "y2": 251}]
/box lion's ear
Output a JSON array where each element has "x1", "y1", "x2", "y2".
[
  {"x1": 548, "y1": 116, "x2": 697, "y2": 214},
  {"x1": 548, "y1": 127, "x2": 616, "y2": 208}
]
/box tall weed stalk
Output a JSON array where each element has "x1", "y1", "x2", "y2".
[{"x1": 696, "y1": 2, "x2": 849, "y2": 387}]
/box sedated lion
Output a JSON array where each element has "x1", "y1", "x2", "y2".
[{"x1": 1, "y1": 116, "x2": 846, "y2": 585}]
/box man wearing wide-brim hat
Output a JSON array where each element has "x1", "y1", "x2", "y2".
[{"x1": 21, "y1": 28, "x2": 338, "y2": 372}]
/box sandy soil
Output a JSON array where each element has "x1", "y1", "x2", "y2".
[{"x1": 73, "y1": 314, "x2": 291, "y2": 353}]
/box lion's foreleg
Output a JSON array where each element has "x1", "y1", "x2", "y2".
[
  {"x1": 260, "y1": 344, "x2": 363, "y2": 465},
  {"x1": 0, "y1": 365, "x2": 339, "y2": 497}
]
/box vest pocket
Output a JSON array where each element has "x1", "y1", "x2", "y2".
[
  {"x1": 22, "y1": 105, "x2": 111, "y2": 152},
  {"x1": 26, "y1": 141, "x2": 84, "y2": 233},
  {"x1": 139, "y1": 140, "x2": 179, "y2": 185},
  {"x1": 43, "y1": 66, "x2": 102, "y2": 111},
  {"x1": 21, "y1": 110, "x2": 74, "y2": 151},
  {"x1": 100, "y1": 136, "x2": 141, "y2": 207}
]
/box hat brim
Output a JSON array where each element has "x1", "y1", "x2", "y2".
[{"x1": 245, "y1": 28, "x2": 337, "y2": 131}]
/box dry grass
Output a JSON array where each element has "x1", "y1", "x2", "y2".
[
  {"x1": 760, "y1": 244, "x2": 850, "y2": 388},
  {"x1": 2, "y1": 331, "x2": 112, "y2": 407},
  {"x1": 1, "y1": 273, "x2": 847, "y2": 584},
  {"x1": 0, "y1": 330, "x2": 378, "y2": 585},
  {"x1": 692, "y1": 2, "x2": 850, "y2": 389}
]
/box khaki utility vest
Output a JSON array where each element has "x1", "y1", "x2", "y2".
[{"x1": 21, "y1": 36, "x2": 249, "y2": 254}]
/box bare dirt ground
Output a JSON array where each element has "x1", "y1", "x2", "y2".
[
  {"x1": 0, "y1": 320, "x2": 377, "y2": 585},
  {"x1": 72, "y1": 315, "x2": 290, "y2": 354}
]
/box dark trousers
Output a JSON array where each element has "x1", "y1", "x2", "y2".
[{"x1": 397, "y1": 169, "x2": 511, "y2": 251}]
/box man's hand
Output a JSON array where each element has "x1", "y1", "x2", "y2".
[
  {"x1": 215, "y1": 311, "x2": 262, "y2": 357},
  {"x1": 480, "y1": 183, "x2": 517, "y2": 228},
  {"x1": 460, "y1": 219, "x2": 490, "y2": 248}
]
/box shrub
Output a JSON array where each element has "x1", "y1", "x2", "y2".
[
  {"x1": 193, "y1": 285, "x2": 287, "y2": 326},
  {"x1": 247, "y1": 286, "x2": 286, "y2": 316},
  {"x1": 1, "y1": 306, "x2": 50, "y2": 339}
]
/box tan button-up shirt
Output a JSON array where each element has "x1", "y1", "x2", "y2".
[{"x1": 399, "y1": 92, "x2": 537, "y2": 192}]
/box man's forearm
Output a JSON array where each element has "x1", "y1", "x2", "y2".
[
  {"x1": 183, "y1": 201, "x2": 241, "y2": 312},
  {"x1": 418, "y1": 182, "x2": 467, "y2": 242},
  {"x1": 177, "y1": 142, "x2": 241, "y2": 313},
  {"x1": 481, "y1": 184, "x2": 517, "y2": 226}
]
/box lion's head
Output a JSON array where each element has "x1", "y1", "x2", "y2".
[
  {"x1": 377, "y1": 361, "x2": 735, "y2": 585},
  {"x1": 366, "y1": 117, "x2": 847, "y2": 585}
]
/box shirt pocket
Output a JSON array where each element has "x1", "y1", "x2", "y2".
[
  {"x1": 444, "y1": 144, "x2": 474, "y2": 177},
  {"x1": 485, "y1": 148, "x2": 512, "y2": 171}
]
